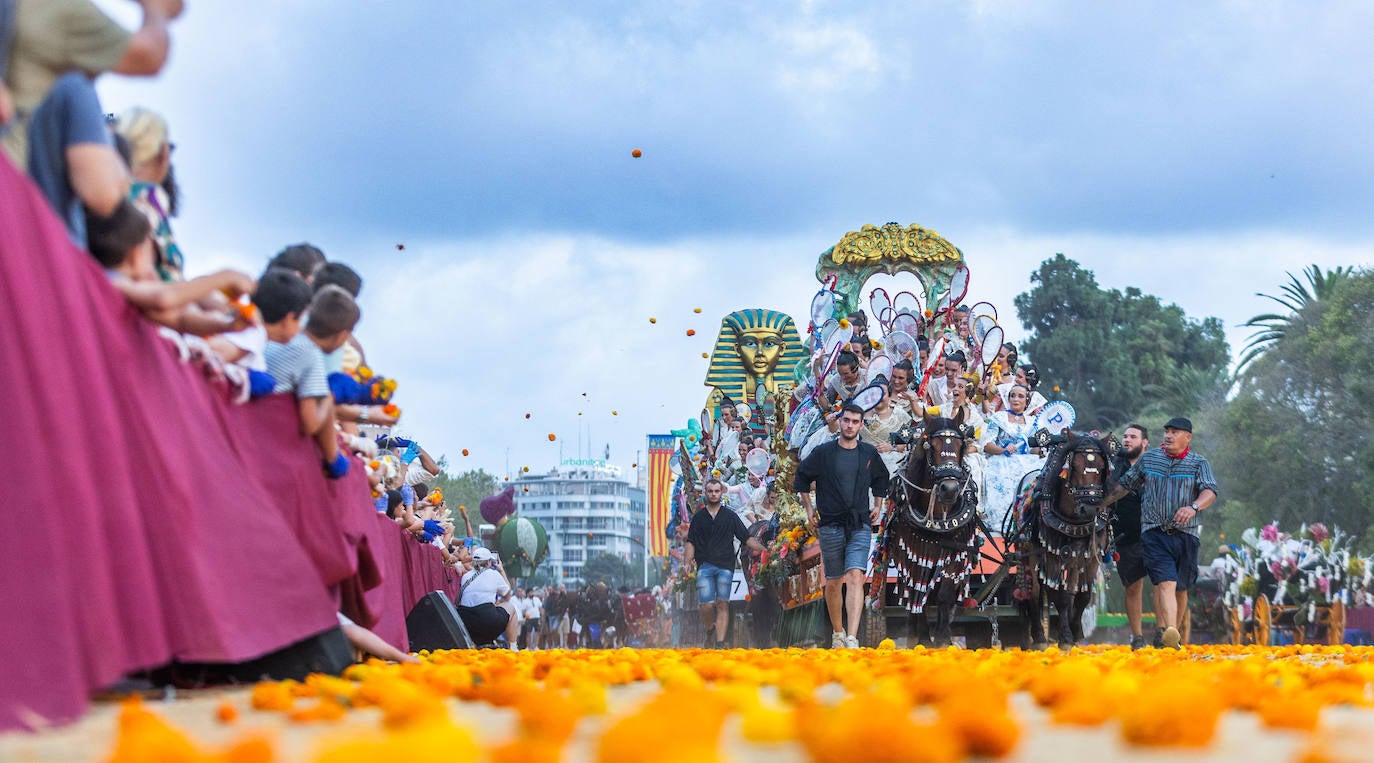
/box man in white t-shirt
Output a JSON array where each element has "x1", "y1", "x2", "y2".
[
  {"x1": 458, "y1": 548, "x2": 520, "y2": 649},
  {"x1": 520, "y1": 590, "x2": 543, "y2": 650}
]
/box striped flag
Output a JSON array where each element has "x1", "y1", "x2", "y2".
[{"x1": 646, "y1": 434, "x2": 676, "y2": 556}]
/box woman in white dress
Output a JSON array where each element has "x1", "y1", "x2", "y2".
[
  {"x1": 981, "y1": 384, "x2": 1048, "y2": 531},
  {"x1": 859, "y1": 385, "x2": 913, "y2": 475}
]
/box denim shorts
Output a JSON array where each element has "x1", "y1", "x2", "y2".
[
  {"x1": 696, "y1": 563, "x2": 734, "y2": 604},
  {"x1": 818, "y1": 524, "x2": 872, "y2": 579},
  {"x1": 1141, "y1": 528, "x2": 1200, "y2": 591}
]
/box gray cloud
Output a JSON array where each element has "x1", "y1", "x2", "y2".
[{"x1": 86, "y1": 1, "x2": 1374, "y2": 476}]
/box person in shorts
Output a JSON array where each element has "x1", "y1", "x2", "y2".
[
  {"x1": 1110, "y1": 423, "x2": 1149, "y2": 649},
  {"x1": 685, "y1": 479, "x2": 765, "y2": 648},
  {"x1": 793, "y1": 403, "x2": 891, "y2": 649},
  {"x1": 1115, "y1": 417, "x2": 1218, "y2": 649}
]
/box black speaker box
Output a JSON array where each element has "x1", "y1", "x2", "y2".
[{"x1": 406, "y1": 590, "x2": 475, "y2": 651}]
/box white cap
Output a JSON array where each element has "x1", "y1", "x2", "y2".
[{"x1": 472, "y1": 547, "x2": 496, "y2": 562}]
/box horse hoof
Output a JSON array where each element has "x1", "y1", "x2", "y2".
[
  {"x1": 1058, "y1": 641, "x2": 1076, "y2": 651},
  {"x1": 1031, "y1": 641, "x2": 1050, "y2": 651}
]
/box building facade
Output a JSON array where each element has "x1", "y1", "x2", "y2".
[{"x1": 513, "y1": 459, "x2": 646, "y2": 585}]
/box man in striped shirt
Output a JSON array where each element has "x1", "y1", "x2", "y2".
[{"x1": 1114, "y1": 416, "x2": 1218, "y2": 649}]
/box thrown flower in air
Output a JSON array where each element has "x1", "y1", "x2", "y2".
[
  {"x1": 693, "y1": 307, "x2": 702, "y2": 313},
  {"x1": 631, "y1": 149, "x2": 642, "y2": 158},
  {"x1": 838, "y1": 318, "x2": 850, "y2": 329},
  {"x1": 461, "y1": 449, "x2": 470, "y2": 456},
  {"x1": 522, "y1": 466, "x2": 530, "y2": 473},
  {"x1": 649, "y1": 317, "x2": 657, "y2": 324},
  {"x1": 686, "y1": 329, "x2": 696, "y2": 336},
  {"x1": 548, "y1": 433, "x2": 557, "y2": 441},
  {"x1": 396, "y1": 244, "x2": 405, "y2": 250},
  {"x1": 701, "y1": 352, "x2": 708, "y2": 358},
  {"x1": 1053, "y1": 385, "x2": 1061, "y2": 393},
  {"x1": 612, "y1": 410, "x2": 619, "y2": 415},
  {"x1": 524, "y1": 413, "x2": 531, "y2": 419}
]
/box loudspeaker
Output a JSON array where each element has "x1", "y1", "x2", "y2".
[{"x1": 406, "y1": 590, "x2": 475, "y2": 651}]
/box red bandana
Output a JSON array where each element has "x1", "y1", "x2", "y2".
[{"x1": 1166, "y1": 446, "x2": 1190, "y2": 460}]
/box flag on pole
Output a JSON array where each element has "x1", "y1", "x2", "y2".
[{"x1": 646, "y1": 434, "x2": 676, "y2": 556}]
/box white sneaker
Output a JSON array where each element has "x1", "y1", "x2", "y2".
[
  {"x1": 1161, "y1": 627, "x2": 1181, "y2": 649},
  {"x1": 844, "y1": 634, "x2": 860, "y2": 649},
  {"x1": 831, "y1": 631, "x2": 846, "y2": 649}
]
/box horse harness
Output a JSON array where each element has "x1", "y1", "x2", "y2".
[
  {"x1": 1038, "y1": 440, "x2": 1111, "y2": 539},
  {"x1": 893, "y1": 425, "x2": 979, "y2": 535}
]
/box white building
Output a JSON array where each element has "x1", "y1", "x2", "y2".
[{"x1": 513, "y1": 459, "x2": 647, "y2": 585}]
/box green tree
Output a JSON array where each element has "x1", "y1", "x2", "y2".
[
  {"x1": 429, "y1": 468, "x2": 501, "y2": 536},
  {"x1": 1238, "y1": 264, "x2": 1353, "y2": 371},
  {"x1": 1013, "y1": 254, "x2": 1229, "y2": 428},
  {"x1": 1213, "y1": 268, "x2": 1374, "y2": 535},
  {"x1": 580, "y1": 552, "x2": 634, "y2": 589}
]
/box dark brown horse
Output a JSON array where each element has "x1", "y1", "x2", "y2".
[
  {"x1": 1022, "y1": 431, "x2": 1114, "y2": 648},
  {"x1": 886, "y1": 412, "x2": 980, "y2": 647}
]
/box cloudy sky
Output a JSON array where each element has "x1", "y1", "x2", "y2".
[{"x1": 91, "y1": 0, "x2": 1373, "y2": 481}]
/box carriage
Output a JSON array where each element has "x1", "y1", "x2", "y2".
[
  {"x1": 681, "y1": 222, "x2": 1112, "y2": 649},
  {"x1": 1210, "y1": 523, "x2": 1372, "y2": 647},
  {"x1": 1224, "y1": 594, "x2": 1346, "y2": 646}
]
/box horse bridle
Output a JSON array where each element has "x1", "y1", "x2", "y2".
[
  {"x1": 895, "y1": 427, "x2": 975, "y2": 527},
  {"x1": 1065, "y1": 442, "x2": 1108, "y2": 508}
]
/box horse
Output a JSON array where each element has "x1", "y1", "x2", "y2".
[
  {"x1": 886, "y1": 412, "x2": 981, "y2": 647},
  {"x1": 1020, "y1": 431, "x2": 1115, "y2": 649}
]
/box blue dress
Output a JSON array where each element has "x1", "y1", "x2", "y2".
[{"x1": 982, "y1": 411, "x2": 1046, "y2": 532}]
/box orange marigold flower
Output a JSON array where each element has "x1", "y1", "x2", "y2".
[
  {"x1": 108, "y1": 699, "x2": 202, "y2": 763},
  {"x1": 251, "y1": 682, "x2": 295, "y2": 712},
  {"x1": 288, "y1": 698, "x2": 347, "y2": 723},
  {"x1": 1119, "y1": 674, "x2": 1221, "y2": 747},
  {"x1": 216, "y1": 700, "x2": 240, "y2": 724}
]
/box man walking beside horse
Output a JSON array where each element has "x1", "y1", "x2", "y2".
[{"x1": 1112, "y1": 417, "x2": 1218, "y2": 649}]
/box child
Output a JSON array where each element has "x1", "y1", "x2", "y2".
[
  {"x1": 263, "y1": 285, "x2": 359, "y2": 479},
  {"x1": 208, "y1": 267, "x2": 311, "y2": 371},
  {"x1": 87, "y1": 199, "x2": 254, "y2": 335}
]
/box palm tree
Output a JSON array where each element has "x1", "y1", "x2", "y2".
[{"x1": 1237, "y1": 264, "x2": 1352, "y2": 372}]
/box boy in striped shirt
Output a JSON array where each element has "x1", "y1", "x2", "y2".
[{"x1": 264, "y1": 284, "x2": 360, "y2": 479}]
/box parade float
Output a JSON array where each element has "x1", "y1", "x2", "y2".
[
  {"x1": 1218, "y1": 522, "x2": 1373, "y2": 646},
  {"x1": 660, "y1": 222, "x2": 1083, "y2": 647}
]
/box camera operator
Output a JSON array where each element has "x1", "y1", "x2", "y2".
[{"x1": 456, "y1": 547, "x2": 521, "y2": 650}]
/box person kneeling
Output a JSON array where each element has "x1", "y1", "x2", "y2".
[{"x1": 457, "y1": 548, "x2": 520, "y2": 650}]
